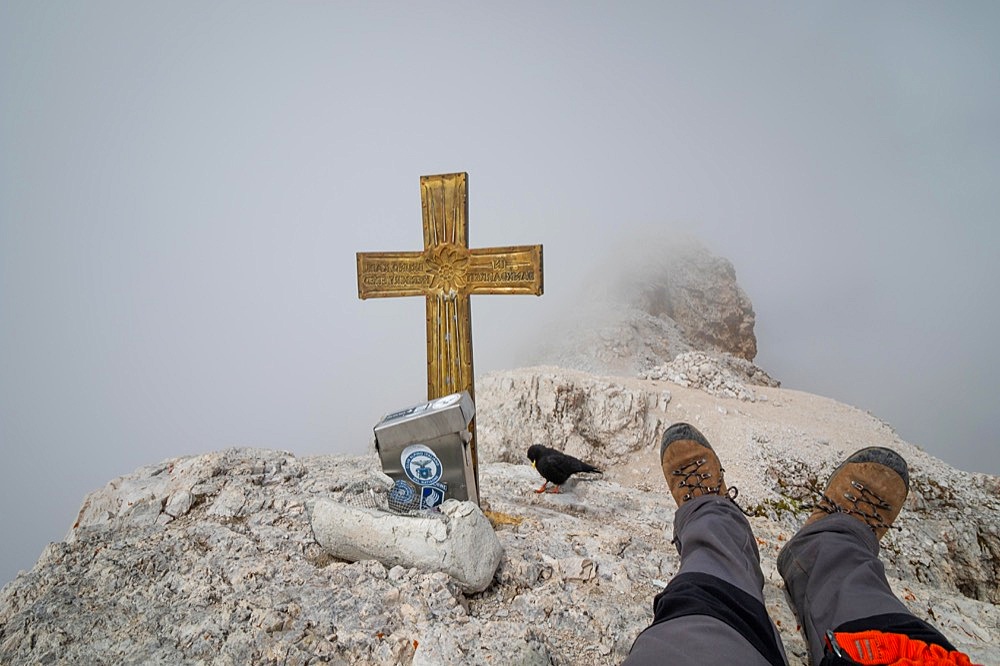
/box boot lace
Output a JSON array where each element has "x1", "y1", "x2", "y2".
[
  {"x1": 814, "y1": 480, "x2": 900, "y2": 533},
  {"x1": 672, "y1": 457, "x2": 723, "y2": 500},
  {"x1": 672, "y1": 459, "x2": 752, "y2": 515}
]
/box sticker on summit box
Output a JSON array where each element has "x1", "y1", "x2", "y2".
[
  {"x1": 401, "y1": 444, "x2": 443, "y2": 486},
  {"x1": 389, "y1": 479, "x2": 416, "y2": 506},
  {"x1": 382, "y1": 401, "x2": 432, "y2": 423},
  {"x1": 420, "y1": 482, "x2": 448, "y2": 510},
  {"x1": 430, "y1": 393, "x2": 462, "y2": 410}
]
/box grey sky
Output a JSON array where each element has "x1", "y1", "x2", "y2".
[{"x1": 2, "y1": 2, "x2": 998, "y2": 587}]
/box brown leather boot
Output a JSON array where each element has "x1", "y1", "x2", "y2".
[
  {"x1": 805, "y1": 447, "x2": 909, "y2": 540},
  {"x1": 660, "y1": 422, "x2": 728, "y2": 507}
]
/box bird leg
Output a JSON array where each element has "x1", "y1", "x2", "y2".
[{"x1": 534, "y1": 481, "x2": 549, "y2": 494}]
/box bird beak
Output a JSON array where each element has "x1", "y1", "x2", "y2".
[{"x1": 531, "y1": 461, "x2": 536, "y2": 468}]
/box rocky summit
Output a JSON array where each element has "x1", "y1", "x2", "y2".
[
  {"x1": 1, "y1": 364, "x2": 998, "y2": 665},
  {"x1": 2, "y1": 240, "x2": 998, "y2": 665}
]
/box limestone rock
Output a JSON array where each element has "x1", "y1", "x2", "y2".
[
  {"x1": 523, "y1": 235, "x2": 759, "y2": 376},
  {"x1": 1, "y1": 373, "x2": 998, "y2": 665},
  {"x1": 639, "y1": 236, "x2": 758, "y2": 361},
  {"x1": 476, "y1": 366, "x2": 673, "y2": 466},
  {"x1": 641, "y1": 350, "x2": 780, "y2": 401},
  {"x1": 309, "y1": 498, "x2": 503, "y2": 593}
]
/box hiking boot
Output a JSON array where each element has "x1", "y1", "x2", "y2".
[
  {"x1": 805, "y1": 447, "x2": 909, "y2": 540},
  {"x1": 660, "y1": 422, "x2": 728, "y2": 507}
]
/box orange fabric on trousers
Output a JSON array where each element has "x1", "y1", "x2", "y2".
[{"x1": 832, "y1": 631, "x2": 978, "y2": 666}]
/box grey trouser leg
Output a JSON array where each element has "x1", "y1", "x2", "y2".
[
  {"x1": 672, "y1": 494, "x2": 767, "y2": 596},
  {"x1": 626, "y1": 496, "x2": 787, "y2": 665},
  {"x1": 778, "y1": 513, "x2": 913, "y2": 665}
]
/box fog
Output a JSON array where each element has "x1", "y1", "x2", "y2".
[{"x1": 2, "y1": 2, "x2": 998, "y2": 587}]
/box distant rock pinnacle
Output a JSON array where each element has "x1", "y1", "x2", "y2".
[{"x1": 522, "y1": 235, "x2": 760, "y2": 378}]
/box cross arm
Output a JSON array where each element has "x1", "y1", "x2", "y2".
[
  {"x1": 356, "y1": 251, "x2": 432, "y2": 299},
  {"x1": 466, "y1": 245, "x2": 543, "y2": 296}
]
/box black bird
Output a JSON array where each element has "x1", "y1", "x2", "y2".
[{"x1": 526, "y1": 444, "x2": 603, "y2": 494}]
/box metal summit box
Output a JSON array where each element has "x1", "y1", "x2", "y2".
[{"x1": 373, "y1": 391, "x2": 478, "y2": 510}]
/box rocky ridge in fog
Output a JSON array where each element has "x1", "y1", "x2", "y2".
[
  {"x1": 523, "y1": 235, "x2": 759, "y2": 377},
  {"x1": 1, "y1": 361, "x2": 998, "y2": 665}
]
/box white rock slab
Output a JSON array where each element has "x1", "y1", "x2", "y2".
[{"x1": 309, "y1": 498, "x2": 503, "y2": 593}]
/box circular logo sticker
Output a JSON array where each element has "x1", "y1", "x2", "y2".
[
  {"x1": 389, "y1": 479, "x2": 416, "y2": 506},
  {"x1": 401, "y1": 444, "x2": 444, "y2": 486}
]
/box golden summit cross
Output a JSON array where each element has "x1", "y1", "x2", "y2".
[{"x1": 356, "y1": 172, "x2": 543, "y2": 497}]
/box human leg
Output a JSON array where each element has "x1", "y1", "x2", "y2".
[
  {"x1": 625, "y1": 423, "x2": 787, "y2": 666},
  {"x1": 778, "y1": 448, "x2": 965, "y2": 665}
]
